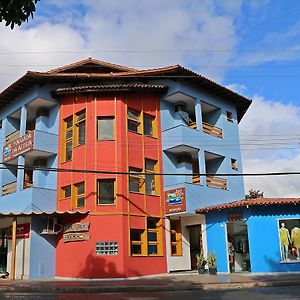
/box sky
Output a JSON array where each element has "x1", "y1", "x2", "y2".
[{"x1": 1, "y1": 0, "x2": 300, "y2": 197}]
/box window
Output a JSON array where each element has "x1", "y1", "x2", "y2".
[
  {"x1": 145, "y1": 159, "x2": 157, "y2": 195},
  {"x1": 231, "y1": 158, "x2": 238, "y2": 171},
  {"x1": 226, "y1": 111, "x2": 233, "y2": 122},
  {"x1": 75, "y1": 182, "x2": 85, "y2": 208},
  {"x1": 170, "y1": 220, "x2": 182, "y2": 256},
  {"x1": 64, "y1": 117, "x2": 73, "y2": 161},
  {"x1": 75, "y1": 110, "x2": 86, "y2": 145},
  {"x1": 129, "y1": 167, "x2": 144, "y2": 193},
  {"x1": 97, "y1": 117, "x2": 114, "y2": 140},
  {"x1": 62, "y1": 185, "x2": 71, "y2": 198},
  {"x1": 96, "y1": 241, "x2": 118, "y2": 256},
  {"x1": 97, "y1": 179, "x2": 115, "y2": 205},
  {"x1": 144, "y1": 115, "x2": 154, "y2": 136},
  {"x1": 147, "y1": 218, "x2": 162, "y2": 255},
  {"x1": 127, "y1": 109, "x2": 141, "y2": 133},
  {"x1": 130, "y1": 229, "x2": 145, "y2": 255}
]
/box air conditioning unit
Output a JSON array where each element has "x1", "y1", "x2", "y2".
[{"x1": 40, "y1": 217, "x2": 62, "y2": 235}]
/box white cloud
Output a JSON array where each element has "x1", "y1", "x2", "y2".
[{"x1": 240, "y1": 96, "x2": 300, "y2": 197}]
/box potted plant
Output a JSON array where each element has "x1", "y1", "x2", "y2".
[
  {"x1": 196, "y1": 251, "x2": 207, "y2": 274},
  {"x1": 207, "y1": 252, "x2": 217, "y2": 275}
]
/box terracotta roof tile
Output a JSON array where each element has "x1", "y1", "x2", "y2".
[{"x1": 196, "y1": 198, "x2": 300, "y2": 214}]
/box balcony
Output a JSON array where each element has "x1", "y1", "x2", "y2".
[
  {"x1": 206, "y1": 176, "x2": 227, "y2": 190},
  {"x1": 192, "y1": 175, "x2": 200, "y2": 185},
  {"x1": 202, "y1": 122, "x2": 223, "y2": 139}
]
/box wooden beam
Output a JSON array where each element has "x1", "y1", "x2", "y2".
[{"x1": 10, "y1": 217, "x2": 17, "y2": 280}]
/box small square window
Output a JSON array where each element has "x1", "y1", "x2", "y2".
[
  {"x1": 129, "y1": 167, "x2": 144, "y2": 193},
  {"x1": 227, "y1": 111, "x2": 233, "y2": 122},
  {"x1": 97, "y1": 179, "x2": 115, "y2": 205},
  {"x1": 62, "y1": 186, "x2": 71, "y2": 198},
  {"x1": 144, "y1": 115, "x2": 154, "y2": 136},
  {"x1": 128, "y1": 109, "x2": 141, "y2": 133},
  {"x1": 231, "y1": 158, "x2": 238, "y2": 171},
  {"x1": 97, "y1": 117, "x2": 114, "y2": 140}
]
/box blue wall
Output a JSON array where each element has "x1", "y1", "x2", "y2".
[{"x1": 205, "y1": 205, "x2": 300, "y2": 273}]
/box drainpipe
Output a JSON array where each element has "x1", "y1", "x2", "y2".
[{"x1": 10, "y1": 217, "x2": 17, "y2": 280}]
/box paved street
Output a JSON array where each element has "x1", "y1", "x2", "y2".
[{"x1": 1, "y1": 286, "x2": 300, "y2": 300}]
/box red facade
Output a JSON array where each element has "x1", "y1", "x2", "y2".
[{"x1": 55, "y1": 91, "x2": 166, "y2": 278}]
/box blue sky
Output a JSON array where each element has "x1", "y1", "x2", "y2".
[{"x1": 1, "y1": 0, "x2": 300, "y2": 197}]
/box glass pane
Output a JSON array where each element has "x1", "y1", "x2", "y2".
[
  {"x1": 131, "y1": 244, "x2": 142, "y2": 255},
  {"x1": 148, "y1": 245, "x2": 157, "y2": 255},
  {"x1": 171, "y1": 245, "x2": 177, "y2": 255},
  {"x1": 64, "y1": 186, "x2": 71, "y2": 198},
  {"x1": 171, "y1": 233, "x2": 176, "y2": 242},
  {"x1": 98, "y1": 118, "x2": 114, "y2": 140},
  {"x1": 145, "y1": 159, "x2": 155, "y2": 171},
  {"x1": 145, "y1": 174, "x2": 155, "y2": 195},
  {"x1": 128, "y1": 110, "x2": 139, "y2": 121},
  {"x1": 99, "y1": 180, "x2": 115, "y2": 204},
  {"x1": 148, "y1": 231, "x2": 157, "y2": 242},
  {"x1": 130, "y1": 229, "x2": 142, "y2": 241},
  {"x1": 77, "y1": 197, "x2": 85, "y2": 207},
  {"x1": 147, "y1": 218, "x2": 158, "y2": 229},
  {"x1": 66, "y1": 118, "x2": 73, "y2": 128},
  {"x1": 128, "y1": 120, "x2": 138, "y2": 132},
  {"x1": 66, "y1": 129, "x2": 73, "y2": 139},
  {"x1": 77, "y1": 111, "x2": 86, "y2": 122},
  {"x1": 66, "y1": 141, "x2": 72, "y2": 161},
  {"x1": 144, "y1": 116, "x2": 153, "y2": 136},
  {"x1": 78, "y1": 123, "x2": 85, "y2": 144},
  {"x1": 77, "y1": 182, "x2": 85, "y2": 194}
]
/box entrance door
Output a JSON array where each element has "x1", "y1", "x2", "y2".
[
  {"x1": 227, "y1": 220, "x2": 251, "y2": 272},
  {"x1": 188, "y1": 225, "x2": 202, "y2": 269},
  {"x1": 0, "y1": 228, "x2": 8, "y2": 274}
]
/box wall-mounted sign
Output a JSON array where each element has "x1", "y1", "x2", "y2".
[
  {"x1": 9, "y1": 223, "x2": 30, "y2": 239},
  {"x1": 3, "y1": 131, "x2": 34, "y2": 162},
  {"x1": 63, "y1": 233, "x2": 91, "y2": 243},
  {"x1": 228, "y1": 212, "x2": 243, "y2": 222},
  {"x1": 64, "y1": 222, "x2": 89, "y2": 233},
  {"x1": 165, "y1": 188, "x2": 186, "y2": 214}
]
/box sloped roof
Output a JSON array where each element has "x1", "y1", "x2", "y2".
[
  {"x1": 196, "y1": 198, "x2": 300, "y2": 214},
  {"x1": 0, "y1": 210, "x2": 89, "y2": 216},
  {"x1": 0, "y1": 58, "x2": 252, "y2": 121}
]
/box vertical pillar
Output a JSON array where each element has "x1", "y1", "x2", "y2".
[
  {"x1": 16, "y1": 156, "x2": 25, "y2": 192},
  {"x1": 199, "y1": 150, "x2": 206, "y2": 186},
  {"x1": 194, "y1": 98, "x2": 203, "y2": 130},
  {"x1": 10, "y1": 217, "x2": 17, "y2": 280},
  {"x1": 19, "y1": 105, "x2": 27, "y2": 135}
]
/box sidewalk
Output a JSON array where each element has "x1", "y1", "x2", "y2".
[{"x1": 1, "y1": 271, "x2": 300, "y2": 293}]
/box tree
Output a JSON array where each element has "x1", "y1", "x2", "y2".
[
  {"x1": 247, "y1": 189, "x2": 264, "y2": 199},
  {"x1": 0, "y1": 0, "x2": 39, "y2": 29}
]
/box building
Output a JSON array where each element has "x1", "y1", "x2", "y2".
[
  {"x1": 0, "y1": 58, "x2": 251, "y2": 279},
  {"x1": 196, "y1": 198, "x2": 300, "y2": 273}
]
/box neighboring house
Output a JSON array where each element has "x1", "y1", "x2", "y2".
[
  {"x1": 196, "y1": 198, "x2": 300, "y2": 273},
  {"x1": 0, "y1": 58, "x2": 251, "y2": 279}
]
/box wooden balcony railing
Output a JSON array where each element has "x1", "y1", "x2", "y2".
[
  {"x1": 206, "y1": 176, "x2": 227, "y2": 190},
  {"x1": 192, "y1": 175, "x2": 200, "y2": 185},
  {"x1": 188, "y1": 122, "x2": 197, "y2": 129},
  {"x1": 5, "y1": 130, "x2": 20, "y2": 144},
  {"x1": 2, "y1": 181, "x2": 17, "y2": 196},
  {"x1": 202, "y1": 122, "x2": 223, "y2": 138}
]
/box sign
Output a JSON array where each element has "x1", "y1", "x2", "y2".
[
  {"x1": 227, "y1": 212, "x2": 243, "y2": 222},
  {"x1": 165, "y1": 188, "x2": 186, "y2": 214},
  {"x1": 3, "y1": 131, "x2": 34, "y2": 162},
  {"x1": 64, "y1": 222, "x2": 90, "y2": 233},
  {"x1": 63, "y1": 233, "x2": 91, "y2": 243},
  {"x1": 9, "y1": 223, "x2": 30, "y2": 239}
]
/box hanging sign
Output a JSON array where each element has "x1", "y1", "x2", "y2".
[
  {"x1": 165, "y1": 188, "x2": 186, "y2": 214},
  {"x1": 3, "y1": 131, "x2": 34, "y2": 162},
  {"x1": 8, "y1": 223, "x2": 30, "y2": 239},
  {"x1": 63, "y1": 222, "x2": 90, "y2": 233}
]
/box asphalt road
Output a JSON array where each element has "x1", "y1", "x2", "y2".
[{"x1": 1, "y1": 286, "x2": 300, "y2": 300}]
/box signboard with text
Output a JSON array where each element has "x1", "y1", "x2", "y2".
[
  {"x1": 165, "y1": 188, "x2": 186, "y2": 214},
  {"x1": 3, "y1": 131, "x2": 34, "y2": 162},
  {"x1": 9, "y1": 223, "x2": 30, "y2": 239}
]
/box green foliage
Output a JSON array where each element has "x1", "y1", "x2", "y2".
[
  {"x1": 0, "y1": 0, "x2": 40, "y2": 29},
  {"x1": 196, "y1": 251, "x2": 207, "y2": 268},
  {"x1": 207, "y1": 252, "x2": 217, "y2": 269}
]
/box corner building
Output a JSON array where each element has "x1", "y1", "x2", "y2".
[{"x1": 0, "y1": 58, "x2": 251, "y2": 279}]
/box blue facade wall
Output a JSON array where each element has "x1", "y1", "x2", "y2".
[
  {"x1": 205, "y1": 205, "x2": 300, "y2": 273},
  {"x1": 29, "y1": 217, "x2": 56, "y2": 278},
  {"x1": 160, "y1": 79, "x2": 245, "y2": 212}
]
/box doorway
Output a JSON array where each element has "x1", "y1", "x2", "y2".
[
  {"x1": 0, "y1": 228, "x2": 8, "y2": 274},
  {"x1": 188, "y1": 225, "x2": 202, "y2": 269},
  {"x1": 227, "y1": 220, "x2": 251, "y2": 272}
]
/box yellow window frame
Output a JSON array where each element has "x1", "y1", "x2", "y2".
[
  {"x1": 170, "y1": 219, "x2": 183, "y2": 256},
  {"x1": 75, "y1": 110, "x2": 86, "y2": 146}
]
